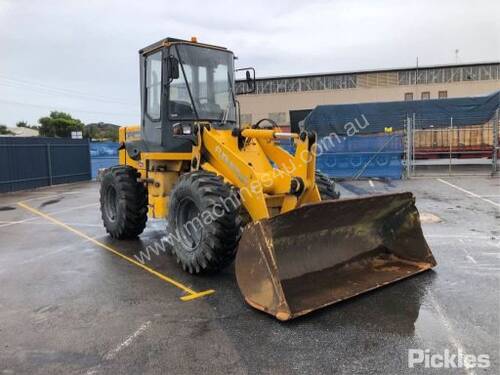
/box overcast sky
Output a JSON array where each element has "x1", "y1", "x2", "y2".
[{"x1": 0, "y1": 0, "x2": 499, "y2": 126}]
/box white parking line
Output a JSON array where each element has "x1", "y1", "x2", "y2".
[
  {"x1": 426, "y1": 234, "x2": 496, "y2": 240},
  {"x1": 104, "y1": 321, "x2": 152, "y2": 360},
  {"x1": 459, "y1": 239, "x2": 478, "y2": 264},
  {"x1": 465, "y1": 255, "x2": 477, "y2": 264},
  {"x1": 428, "y1": 292, "x2": 476, "y2": 375},
  {"x1": 0, "y1": 190, "x2": 82, "y2": 206},
  {"x1": 17, "y1": 235, "x2": 106, "y2": 265},
  {"x1": 0, "y1": 203, "x2": 99, "y2": 229},
  {"x1": 85, "y1": 321, "x2": 152, "y2": 375},
  {"x1": 0, "y1": 220, "x2": 102, "y2": 228},
  {"x1": 482, "y1": 252, "x2": 500, "y2": 258},
  {"x1": 20, "y1": 243, "x2": 81, "y2": 265},
  {"x1": 469, "y1": 266, "x2": 500, "y2": 271},
  {"x1": 437, "y1": 179, "x2": 500, "y2": 208}
]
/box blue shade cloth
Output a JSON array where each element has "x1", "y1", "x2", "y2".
[
  {"x1": 304, "y1": 91, "x2": 499, "y2": 137},
  {"x1": 280, "y1": 134, "x2": 404, "y2": 180},
  {"x1": 90, "y1": 142, "x2": 119, "y2": 179}
]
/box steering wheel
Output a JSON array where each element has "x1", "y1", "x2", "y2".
[{"x1": 252, "y1": 118, "x2": 279, "y2": 129}]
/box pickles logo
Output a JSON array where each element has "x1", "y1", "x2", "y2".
[{"x1": 408, "y1": 349, "x2": 490, "y2": 369}]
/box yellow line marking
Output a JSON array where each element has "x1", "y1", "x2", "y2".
[
  {"x1": 17, "y1": 201, "x2": 215, "y2": 301},
  {"x1": 180, "y1": 289, "x2": 216, "y2": 301}
]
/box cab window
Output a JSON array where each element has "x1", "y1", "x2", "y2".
[{"x1": 145, "y1": 51, "x2": 162, "y2": 120}]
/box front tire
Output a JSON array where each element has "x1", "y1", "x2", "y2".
[
  {"x1": 100, "y1": 166, "x2": 148, "y2": 239},
  {"x1": 168, "y1": 171, "x2": 241, "y2": 274}
]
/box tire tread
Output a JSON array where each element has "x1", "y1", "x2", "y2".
[
  {"x1": 168, "y1": 171, "x2": 241, "y2": 274},
  {"x1": 100, "y1": 165, "x2": 148, "y2": 239}
]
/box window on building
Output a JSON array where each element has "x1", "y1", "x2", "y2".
[
  {"x1": 145, "y1": 51, "x2": 162, "y2": 120},
  {"x1": 438, "y1": 90, "x2": 448, "y2": 99},
  {"x1": 421, "y1": 91, "x2": 430, "y2": 100},
  {"x1": 404, "y1": 92, "x2": 413, "y2": 101}
]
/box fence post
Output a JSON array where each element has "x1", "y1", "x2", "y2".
[
  {"x1": 47, "y1": 143, "x2": 53, "y2": 186},
  {"x1": 449, "y1": 117, "x2": 453, "y2": 176},
  {"x1": 412, "y1": 113, "x2": 416, "y2": 175},
  {"x1": 87, "y1": 139, "x2": 92, "y2": 180},
  {"x1": 493, "y1": 109, "x2": 499, "y2": 176},
  {"x1": 405, "y1": 116, "x2": 412, "y2": 178}
]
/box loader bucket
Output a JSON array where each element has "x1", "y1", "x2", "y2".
[{"x1": 235, "y1": 192, "x2": 436, "y2": 321}]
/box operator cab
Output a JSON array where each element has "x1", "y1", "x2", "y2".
[{"x1": 138, "y1": 37, "x2": 254, "y2": 153}]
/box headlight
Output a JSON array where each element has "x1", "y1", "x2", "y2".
[
  {"x1": 173, "y1": 123, "x2": 192, "y2": 135},
  {"x1": 182, "y1": 124, "x2": 192, "y2": 135}
]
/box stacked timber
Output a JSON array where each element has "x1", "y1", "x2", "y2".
[{"x1": 414, "y1": 124, "x2": 497, "y2": 158}]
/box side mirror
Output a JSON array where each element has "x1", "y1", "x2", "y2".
[
  {"x1": 168, "y1": 56, "x2": 180, "y2": 79},
  {"x1": 235, "y1": 67, "x2": 256, "y2": 94}
]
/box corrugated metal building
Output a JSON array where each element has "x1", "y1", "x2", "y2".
[{"x1": 236, "y1": 62, "x2": 500, "y2": 132}]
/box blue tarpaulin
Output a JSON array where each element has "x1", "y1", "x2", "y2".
[
  {"x1": 90, "y1": 142, "x2": 118, "y2": 179},
  {"x1": 304, "y1": 90, "x2": 499, "y2": 137},
  {"x1": 315, "y1": 134, "x2": 403, "y2": 179},
  {"x1": 298, "y1": 91, "x2": 499, "y2": 180},
  {"x1": 280, "y1": 134, "x2": 404, "y2": 180}
]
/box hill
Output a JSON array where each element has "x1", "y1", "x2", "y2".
[{"x1": 84, "y1": 122, "x2": 120, "y2": 141}]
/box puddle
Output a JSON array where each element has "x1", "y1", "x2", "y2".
[
  {"x1": 0, "y1": 206, "x2": 16, "y2": 211},
  {"x1": 39, "y1": 197, "x2": 64, "y2": 208},
  {"x1": 414, "y1": 305, "x2": 452, "y2": 347},
  {"x1": 338, "y1": 182, "x2": 370, "y2": 195}
]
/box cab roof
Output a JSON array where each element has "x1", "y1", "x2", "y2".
[{"x1": 139, "y1": 37, "x2": 229, "y2": 55}]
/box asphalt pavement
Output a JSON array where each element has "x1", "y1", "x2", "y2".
[{"x1": 0, "y1": 176, "x2": 498, "y2": 374}]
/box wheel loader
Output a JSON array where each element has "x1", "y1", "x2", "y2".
[{"x1": 100, "y1": 37, "x2": 436, "y2": 321}]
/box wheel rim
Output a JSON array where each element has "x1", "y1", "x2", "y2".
[
  {"x1": 104, "y1": 185, "x2": 118, "y2": 222},
  {"x1": 176, "y1": 197, "x2": 202, "y2": 251}
]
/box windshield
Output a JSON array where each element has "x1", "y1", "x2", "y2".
[{"x1": 169, "y1": 44, "x2": 236, "y2": 123}]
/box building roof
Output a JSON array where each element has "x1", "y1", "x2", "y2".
[
  {"x1": 239, "y1": 61, "x2": 500, "y2": 82},
  {"x1": 2, "y1": 127, "x2": 39, "y2": 137}
]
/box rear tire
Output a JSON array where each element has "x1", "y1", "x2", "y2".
[
  {"x1": 100, "y1": 166, "x2": 148, "y2": 239},
  {"x1": 168, "y1": 171, "x2": 241, "y2": 274},
  {"x1": 316, "y1": 171, "x2": 340, "y2": 200}
]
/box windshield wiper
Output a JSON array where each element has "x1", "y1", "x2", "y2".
[
  {"x1": 220, "y1": 108, "x2": 229, "y2": 124},
  {"x1": 174, "y1": 45, "x2": 199, "y2": 120},
  {"x1": 220, "y1": 71, "x2": 236, "y2": 126}
]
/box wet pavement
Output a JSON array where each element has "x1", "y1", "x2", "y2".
[{"x1": 0, "y1": 176, "x2": 499, "y2": 374}]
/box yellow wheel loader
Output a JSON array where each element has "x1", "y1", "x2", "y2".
[{"x1": 100, "y1": 37, "x2": 436, "y2": 321}]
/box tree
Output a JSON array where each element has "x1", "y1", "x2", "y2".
[
  {"x1": 0, "y1": 125, "x2": 15, "y2": 135},
  {"x1": 16, "y1": 121, "x2": 39, "y2": 130},
  {"x1": 38, "y1": 111, "x2": 84, "y2": 137},
  {"x1": 83, "y1": 122, "x2": 119, "y2": 141},
  {"x1": 83, "y1": 125, "x2": 98, "y2": 140},
  {"x1": 16, "y1": 121, "x2": 28, "y2": 128}
]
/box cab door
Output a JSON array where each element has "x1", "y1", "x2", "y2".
[{"x1": 141, "y1": 50, "x2": 163, "y2": 147}]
